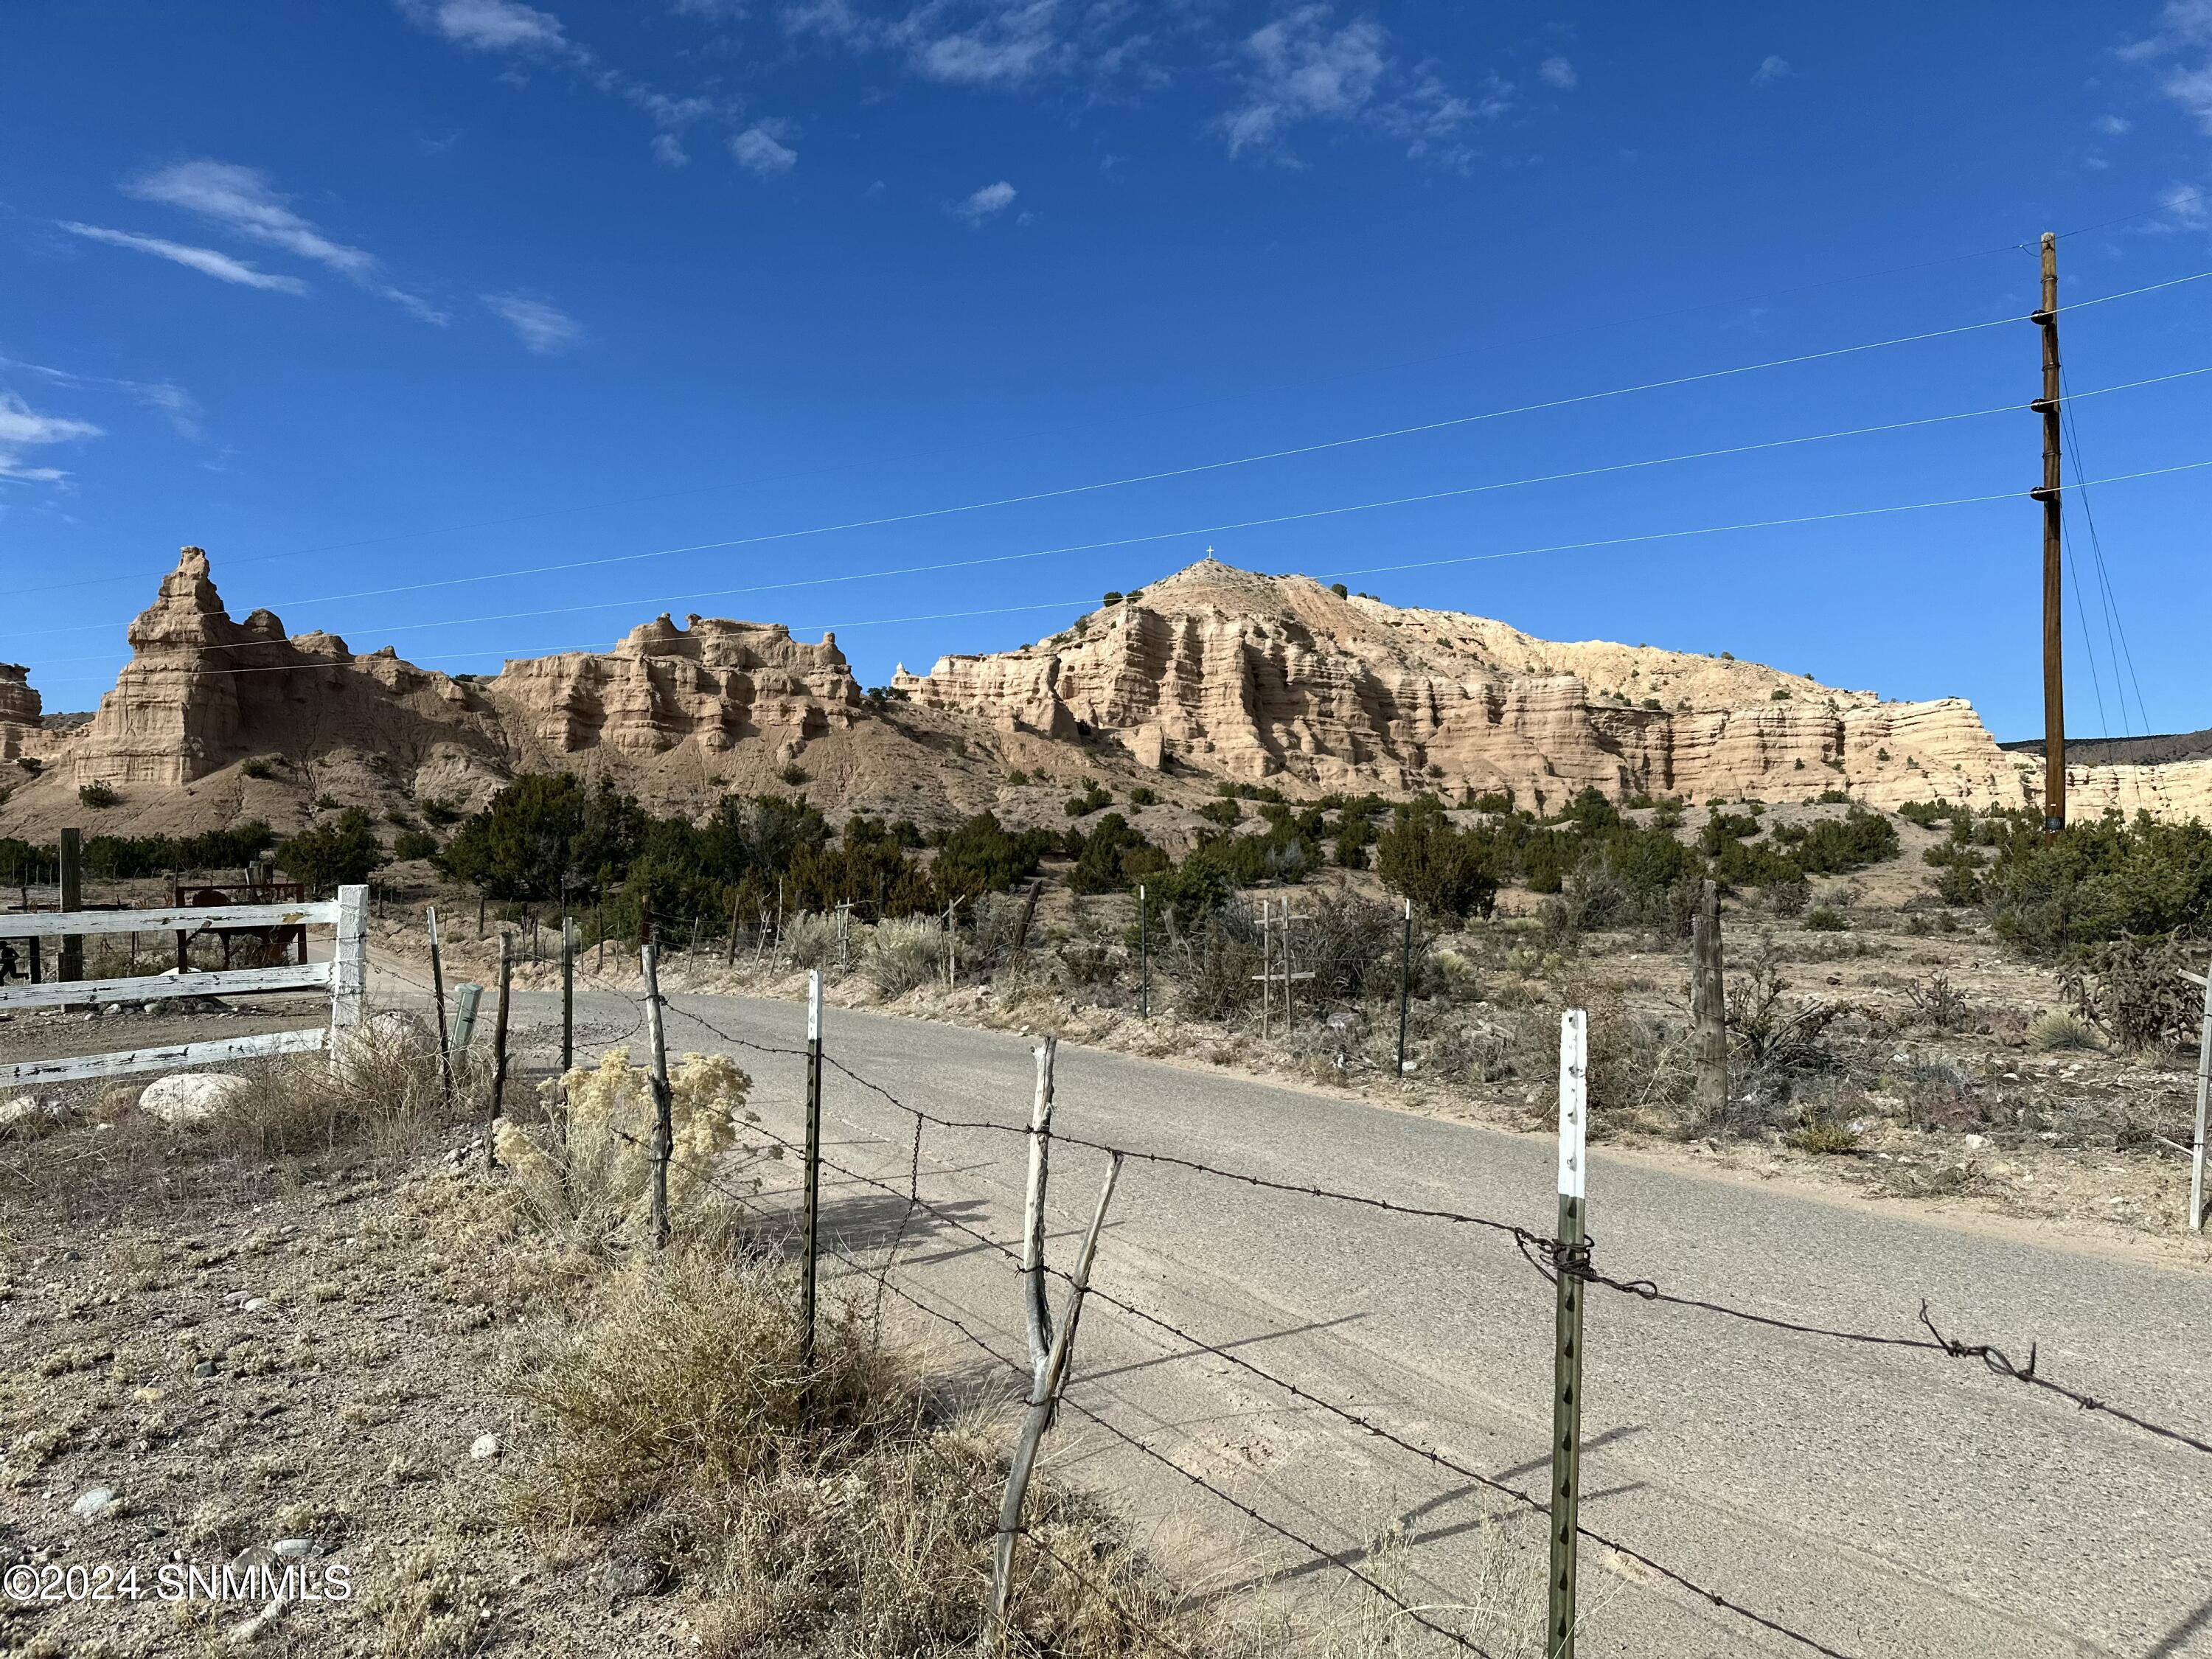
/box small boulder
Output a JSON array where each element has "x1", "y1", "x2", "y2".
[
  {"x1": 71, "y1": 1486, "x2": 119, "y2": 1520},
  {"x1": 469, "y1": 1433, "x2": 501, "y2": 1461},
  {"x1": 139, "y1": 1073, "x2": 251, "y2": 1130}
]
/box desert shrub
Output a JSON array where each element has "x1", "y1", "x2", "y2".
[
  {"x1": 779, "y1": 909, "x2": 849, "y2": 969},
  {"x1": 1785, "y1": 1110, "x2": 1863, "y2": 1155},
  {"x1": 865, "y1": 914, "x2": 944, "y2": 995},
  {"x1": 1169, "y1": 909, "x2": 1266, "y2": 1022},
  {"x1": 240, "y1": 756, "x2": 278, "y2": 782},
  {"x1": 1903, "y1": 970, "x2": 1969, "y2": 1034},
  {"x1": 2059, "y1": 935, "x2": 2202, "y2": 1051},
  {"x1": 1068, "y1": 813, "x2": 1164, "y2": 895},
  {"x1": 1803, "y1": 905, "x2": 1848, "y2": 932},
  {"x1": 1725, "y1": 943, "x2": 1841, "y2": 1112},
  {"x1": 75, "y1": 821, "x2": 279, "y2": 880},
  {"x1": 1375, "y1": 807, "x2": 1503, "y2": 922},
  {"x1": 1774, "y1": 807, "x2": 1898, "y2": 874},
  {"x1": 77, "y1": 782, "x2": 119, "y2": 809},
  {"x1": 1197, "y1": 797, "x2": 1240, "y2": 827},
  {"x1": 778, "y1": 762, "x2": 810, "y2": 786},
  {"x1": 1763, "y1": 875, "x2": 1811, "y2": 917},
  {"x1": 1127, "y1": 785, "x2": 1158, "y2": 807},
  {"x1": 1983, "y1": 810, "x2": 2212, "y2": 953},
  {"x1": 392, "y1": 829, "x2": 439, "y2": 863},
  {"x1": 2025, "y1": 1009, "x2": 2102, "y2": 1052},
  {"x1": 442, "y1": 773, "x2": 650, "y2": 903},
  {"x1": 277, "y1": 808, "x2": 387, "y2": 895},
  {"x1": 1064, "y1": 782, "x2": 1110, "y2": 817},
  {"x1": 501, "y1": 1048, "x2": 753, "y2": 1247},
  {"x1": 934, "y1": 812, "x2": 1058, "y2": 894}
]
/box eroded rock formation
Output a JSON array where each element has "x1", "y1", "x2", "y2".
[
  {"x1": 0, "y1": 664, "x2": 39, "y2": 762},
  {"x1": 488, "y1": 613, "x2": 860, "y2": 765},
  {"x1": 894, "y1": 558, "x2": 2204, "y2": 814}
]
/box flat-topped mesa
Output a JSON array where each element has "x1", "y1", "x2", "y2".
[
  {"x1": 0, "y1": 663, "x2": 41, "y2": 762},
  {"x1": 894, "y1": 557, "x2": 2036, "y2": 808},
  {"x1": 490, "y1": 611, "x2": 860, "y2": 761}
]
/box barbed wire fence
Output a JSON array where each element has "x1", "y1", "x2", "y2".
[{"x1": 355, "y1": 933, "x2": 2212, "y2": 1657}]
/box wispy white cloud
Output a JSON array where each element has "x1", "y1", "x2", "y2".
[
  {"x1": 1, "y1": 355, "x2": 209, "y2": 444},
  {"x1": 1215, "y1": 7, "x2": 1502, "y2": 166},
  {"x1": 2093, "y1": 112, "x2": 2132, "y2": 136},
  {"x1": 1539, "y1": 55, "x2": 1576, "y2": 91},
  {"x1": 0, "y1": 392, "x2": 102, "y2": 485},
  {"x1": 784, "y1": 0, "x2": 1154, "y2": 93},
  {"x1": 59, "y1": 221, "x2": 310, "y2": 293},
  {"x1": 1752, "y1": 54, "x2": 1794, "y2": 86},
  {"x1": 400, "y1": 0, "x2": 568, "y2": 52},
  {"x1": 125, "y1": 161, "x2": 446, "y2": 322},
  {"x1": 399, "y1": 0, "x2": 728, "y2": 161},
  {"x1": 731, "y1": 122, "x2": 799, "y2": 174},
  {"x1": 2162, "y1": 181, "x2": 2210, "y2": 227},
  {"x1": 481, "y1": 292, "x2": 584, "y2": 353},
  {"x1": 951, "y1": 179, "x2": 1017, "y2": 223}
]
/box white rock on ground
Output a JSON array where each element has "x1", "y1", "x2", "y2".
[
  {"x1": 70, "y1": 1486, "x2": 119, "y2": 1519},
  {"x1": 470, "y1": 1433, "x2": 501, "y2": 1460},
  {"x1": 139, "y1": 1072, "x2": 251, "y2": 1130}
]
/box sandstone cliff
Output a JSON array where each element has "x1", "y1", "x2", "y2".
[
  {"x1": 894, "y1": 558, "x2": 2212, "y2": 817},
  {"x1": 4, "y1": 548, "x2": 2206, "y2": 838}
]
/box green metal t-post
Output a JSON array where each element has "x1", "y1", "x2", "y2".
[
  {"x1": 1396, "y1": 897, "x2": 1412, "y2": 1076},
  {"x1": 1549, "y1": 1008, "x2": 1588, "y2": 1659}
]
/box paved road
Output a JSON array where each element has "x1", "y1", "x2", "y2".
[{"x1": 378, "y1": 958, "x2": 2212, "y2": 1657}]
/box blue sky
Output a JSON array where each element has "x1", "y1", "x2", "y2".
[{"x1": 3, "y1": 1, "x2": 2209, "y2": 740}]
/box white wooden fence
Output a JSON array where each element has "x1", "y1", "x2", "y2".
[{"x1": 0, "y1": 885, "x2": 366, "y2": 1086}]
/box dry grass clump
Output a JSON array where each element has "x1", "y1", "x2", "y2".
[
  {"x1": 499, "y1": 1047, "x2": 757, "y2": 1248},
  {"x1": 504, "y1": 1241, "x2": 1214, "y2": 1657},
  {"x1": 355, "y1": 1540, "x2": 494, "y2": 1659},
  {"x1": 2025, "y1": 1009, "x2": 2102, "y2": 1052},
  {"x1": 780, "y1": 908, "x2": 849, "y2": 969},
  {"x1": 866, "y1": 914, "x2": 945, "y2": 996}
]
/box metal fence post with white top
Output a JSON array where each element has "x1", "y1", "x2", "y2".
[
  {"x1": 2183, "y1": 959, "x2": 2212, "y2": 1232},
  {"x1": 1548, "y1": 1007, "x2": 1589, "y2": 1659},
  {"x1": 800, "y1": 969, "x2": 825, "y2": 1368}
]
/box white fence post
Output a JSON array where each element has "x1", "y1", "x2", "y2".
[
  {"x1": 2184, "y1": 963, "x2": 2211, "y2": 1233},
  {"x1": 331, "y1": 883, "x2": 369, "y2": 1042}
]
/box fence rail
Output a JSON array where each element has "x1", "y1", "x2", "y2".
[
  {"x1": 0, "y1": 900, "x2": 328, "y2": 938},
  {"x1": 1, "y1": 886, "x2": 365, "y2": 1086}
]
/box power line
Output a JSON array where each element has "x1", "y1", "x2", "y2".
[
  {"x1": 2058, "y1": 363, "x2": 2155, "y2": 738},
  {"x1": 13, "y1": 261, "x2": 2207, "y2": 634},
  {"x1": 28, "y1": 456, "x2": 2212, "y2": 695},
  {"x1": 20, "y1": 363, "x2": 2211, "y2": 656}
]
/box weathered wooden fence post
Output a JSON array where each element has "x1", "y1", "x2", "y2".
[
  {"x1": 485, "y1": 933, "x2": 512, "y2": 1172},
  {"x1": 725, "y1": 887, "x2": 742, "y2": 968},
  {"x1": 1691, "y1": 878, "x2": 1728, "y2": 1122},
  {"x1": 1021, "y1": 1036, "x2": 1058, "y2": 1381},
  {"x1": 1549, "y1": 1007, "x2": 1589, "y2": 1659},
  {"x1": 330, "y1": 884, "x2": 368, "y2": 1059},
  {"x1": 985, "y1": 1151, "x2": 1123, "y2": 1654},
  {"x1": 426, "y1": 905, "x2": 455, "y2": 1107},
  {"x1": 642, "y1": 939, "x2": 674, "y2": 1248},
  {"x1": 800, "y1": 970, "x2": 825, "y2": 1367}
]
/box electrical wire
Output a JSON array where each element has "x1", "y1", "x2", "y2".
[{"x1": 19, "y1": 363, "x2": 2211, "y2": 657}]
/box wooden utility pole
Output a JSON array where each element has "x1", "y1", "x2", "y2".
[{"x1": 2033, "y1": 229, "x2": 2067, "y2": 835}]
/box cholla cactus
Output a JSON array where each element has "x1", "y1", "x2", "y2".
[{"x1": 502, "y1": 1046, "x2": 754, "y2": 1244}]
